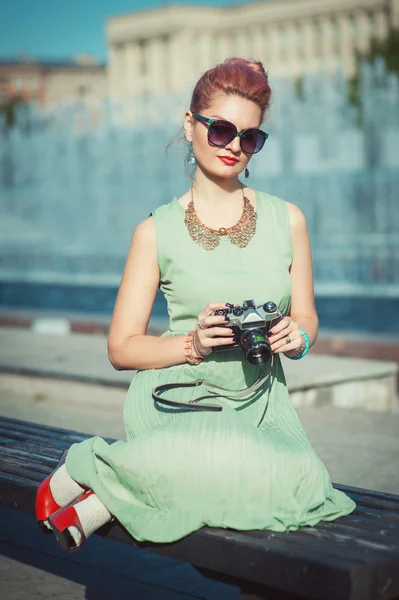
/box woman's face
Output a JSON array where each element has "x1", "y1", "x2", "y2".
[{"x1": 184, "y1": 93, "x2": 263, "y2": 180}]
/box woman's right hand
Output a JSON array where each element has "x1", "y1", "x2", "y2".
[{"x1": 194, "y1": 302, "x2": 236, "y2": 358}]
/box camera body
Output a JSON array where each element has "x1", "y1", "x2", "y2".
[{"x1": 212, "y1": 300, "x2": 282, "y2": 365}]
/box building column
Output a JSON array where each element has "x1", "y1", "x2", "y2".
[
  {"x1": 303, "y1": 18, "x2": 317, "y2": 74},
  {"x1": 235, "y1": 31, "x2": 251, "y2": 59},
  {"x1": 252, "y1": 28, "x2": 265, "y2": 63},
  {"x1": 108, "y1": 43, "x2": 125, "y2": 101},
  {"x1": 125, "y1": 41, "x2": 141, "y2": 98},
  {"x1": 168, "y1": 31, "x2": 191, "y2": 93},
  {"x1": 391, "y1": 0, "x2": 399, "y2": 28},
  {"x1": 356, "y1": 11, "x2": 372, "y2": 54},
  {"x1": 219, "y1": 33, "x2": 232, "y2": 62},
  {"x1": 285, "y1": 22, "x2": 298, "y2": 77},
  {"x1": 268, "y1": 26, "x2": 280, "y2": 73},
  {"x1": 197, "y1": 30, "x2": 213, "y2": 73},
  {"x1": 374, "y1": 9, "x2": 389, "y2": 40},
  {"x1": 147, "y1": 37, "x2": 166, "y2": 95},
  {"x1": 320, "y1": 16, "x2": 335, "y2": 74},
  {"x1": 338, "y1": 14, "x2": 355, "y2": 78}
]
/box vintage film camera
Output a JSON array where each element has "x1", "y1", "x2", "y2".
[{"x1": 212, "y1": 300, "x2": 283, "y2": 365}]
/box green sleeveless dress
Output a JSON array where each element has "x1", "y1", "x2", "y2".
[{"x1": 66, "y1": 190, "x2": 356, "y2": 543}]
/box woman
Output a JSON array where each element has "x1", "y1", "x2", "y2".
[{"x1": 36, "y1": 58, "x2": 356, "y2": 552}]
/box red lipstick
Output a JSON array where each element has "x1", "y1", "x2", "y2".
[{"x1": 218, "y1": 156, "x2": 238, "y2": 166}]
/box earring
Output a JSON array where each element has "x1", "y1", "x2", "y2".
[
  {"x1": 245, "y1": 168, "x2": 249, "y2": 179},
  {"x1": 188, "y1": 155, "x2": 197, "y2": 166}
]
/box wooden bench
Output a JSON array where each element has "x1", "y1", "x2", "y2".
[{"x1": 1, "y1": 415, "x2": 399, "y2": 600}]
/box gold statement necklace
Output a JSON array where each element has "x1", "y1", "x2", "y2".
[{"x1": 184, "y1": 185, "x2": 257, "y2": 251}]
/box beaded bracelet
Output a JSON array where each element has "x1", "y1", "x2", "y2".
[
  {"x1": 184, "y1": 331, "x2": 203, "y2": 365},
  {"x1": 286, "y1": 328, "x2": 310, "y2": 360}
]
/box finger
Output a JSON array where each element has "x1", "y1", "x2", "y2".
[
  {"x1": 200, "y1": 314, "x2": 230, "y2": 329},
  {"x1": 208, "y1": 336, "x2": 236, "y2": 348},
  {"x1": 268, "y1": 319, "x2": 299, "y2": 343},
  {"x1": 271, "y1": 332, "x2": 301, "y2": 353},
  {"x1": 267, "y1": 315, "x2": 291, "y2": 336},
  {"x1": 199, "y1": 326, "x2": 235, "y2": 339},
  {"x1": 202, "y1": 302, "x2": 231, "y2": 316}
]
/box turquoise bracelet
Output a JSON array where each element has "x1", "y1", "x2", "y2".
[{"x1": 287, "y1": 328, "x2": 310, "y2": 360}]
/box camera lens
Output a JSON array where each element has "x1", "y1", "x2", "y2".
[{"x1": 239, "y1": 328, "x2": 272, "y2": 365}]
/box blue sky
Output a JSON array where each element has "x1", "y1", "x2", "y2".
[{"x1": 0, "y1": 0, "x2": 254, "y2": 61}]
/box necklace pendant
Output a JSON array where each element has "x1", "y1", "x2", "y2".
[{"x1": 218, "y1": 227, "x2": 227, "y2": 236}]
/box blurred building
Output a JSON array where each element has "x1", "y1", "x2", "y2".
[
  {"x1": 107, "y1": 0, "x2": 398, "y2": 100},
  {"x1": 0, "y1": 55, "x2": 106, "y2": 107}
]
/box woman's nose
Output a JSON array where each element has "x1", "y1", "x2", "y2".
[{"x1": 225, "y1": 135, "x2": 241, "y2": 154}]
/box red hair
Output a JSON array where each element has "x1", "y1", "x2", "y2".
[{"x1": 190, "y1": 57, "x2": 272, "y2": 119}]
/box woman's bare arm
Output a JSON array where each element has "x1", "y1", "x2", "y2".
[
  {"x1": 285, "y1": 202, "x2": 319, "y2": 351},
  {"x1": 107, "y1": 217, "x2": 187, "y2": 370}
]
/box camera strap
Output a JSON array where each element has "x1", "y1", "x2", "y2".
[{"x1": 152, "y1": 356, "x2": 274, "y2": 412}]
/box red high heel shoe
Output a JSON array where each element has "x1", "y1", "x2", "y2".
[
  {"x1": 48, "y1": 489, "x2": 94, "y2": 552},
  {"x1": 35, "y1": 450, "x2": 68, "y2": 533}
]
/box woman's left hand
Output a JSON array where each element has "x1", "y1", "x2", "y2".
[{"x1": 267, "y1": 316, "x2": 303, "y2": 357}]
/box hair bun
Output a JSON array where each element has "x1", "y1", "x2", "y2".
[
  {"x1": 224, "y1": 57, "x2": 268, "y2": 79},
  {"x1": 190, "y1": 56, "x2": 272, "y2": 119}
]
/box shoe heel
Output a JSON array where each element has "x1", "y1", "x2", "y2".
[
  {"x1": 36, "y1": 474, "x2": 61, "y2": 532},
  {"x1": 49, "y1": 505, "x2": 86, "y2": 552}
]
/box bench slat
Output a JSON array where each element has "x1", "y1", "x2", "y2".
[
  {"x1": 0, "y1": 452, "x2": 54, "y2": 475},
  {"x1": 3, "y1": 440, "x2": 73, "y2": 459},
  {"x1": 0, "y1": 459, "x2": 47, "y2": 482},
  {"x1": 0, "y1": 425, "x2": 86, "y2": 446},
  {"x1": 291, "y1": 522, "x2": 399, "y2": 552},
  {"x1": 1, "y1": 446, "x2": 60, "y2": 466},
  {"x1": 325, "y1": 513, "x2": 399, "y2": 537},
  {"x1": 0, "y1": 414, "x2": 86, "y2": 437},
  {"x1": 0, "y1": 415, "x2": 115, "y2": 445},
  {"x1": 335, "y1": 482, "x2": 399, "y2": 503}
]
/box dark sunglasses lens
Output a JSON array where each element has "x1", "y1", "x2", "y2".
[
  {"x1": 241, "y1": 129, "x2": 267, "y2": 154},
  {"x1": 208, "y1": 121, "x2": 236, "y2": 146}
]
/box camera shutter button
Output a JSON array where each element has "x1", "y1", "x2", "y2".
[{"x1": 263, "y1": 302, "x2": 277, "y2": 313}]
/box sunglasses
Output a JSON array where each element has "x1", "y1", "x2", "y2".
[{"x1": 192, "y1": 112, "x2": 268, "y2": 154}]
